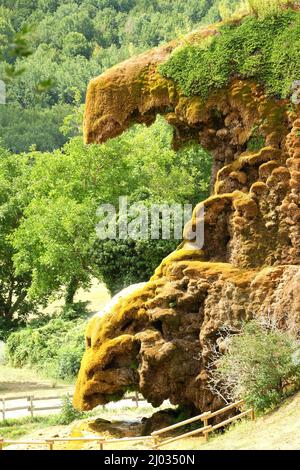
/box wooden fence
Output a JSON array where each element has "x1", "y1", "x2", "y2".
[
  {"x1": 0, "y1": 392, "x2": 142, "y2": 421},
  {"x1": 0, "y1": 435, "x2": 154, "y2": 450},
  {"x1": 151, "y1": 399, "x2": 255, "y2": 449},
  {"x1": 0, "y1": 393, "x2": 73, "y2": 421},
  {"x1": 0, "y1": 399, "x2": 254, "y2": 450}
]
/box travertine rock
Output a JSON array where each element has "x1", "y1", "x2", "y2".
[{"x1": 73, "y1": 25, "x2": 300, "y2": 413}]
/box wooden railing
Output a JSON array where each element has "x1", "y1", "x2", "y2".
[
  {"x1": 151, "y1": 399, "x2": 255, "y2": 449},
  {"x1": 0, "y1": 435, "x2": 154, "y2": 450},
  {"x1": 0, "y1": 392, "x2": 143, "y2": 421},
  {"x1": 0, "y1": 399, "x2": 254, "y2": 450},
  {"x1": 0, "y1": 394, "x2": 73, "y2": 421}
]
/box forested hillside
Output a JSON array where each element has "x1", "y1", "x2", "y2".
[{"x1": 0, "y1": 0, "x2": 241, "y2": 152}]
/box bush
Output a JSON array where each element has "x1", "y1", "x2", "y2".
[
  {"x1": 61, "y1": 301, "x2": 90, "y2": 321},
  {"x1": 51, "y1": 395, "x2": 86, "y2": 425},
  {"x1": 0, "y1": 317, "x2": 21, "y2": 342},
  {"x1": 5, "y1": 317, "x2": 86, "y2": 380},
  {"x1": 56, "y1": 348, "x2": 83, "y2": 380},
  {"x1": 207, "y1": 319, "x2": 300, "y2": 412}
]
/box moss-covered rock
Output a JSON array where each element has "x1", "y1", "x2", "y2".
[{"x1": 74, "y1": 7, "x2": 300, "y2": 414}]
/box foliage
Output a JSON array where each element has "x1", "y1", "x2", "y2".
[
  {"x1": 0, "y1": 114, "x2": 210, "y2": 319},
  {"x1": 94, "y1": 238, "x2": 177, "y2": 295},
  {"x1": 207, "y1": 319, "x2": 300, "y2": 412},
  {"x1": 0, "y1": 317, "x2": 20, "y2": 341},
  {"x1": 0, "y1": 0, "x2": 230, "y2": 153},
  {"x1": 5, "y1": 317, "x2": 86, "y2": 380},
  {"x1": 160, "y1": 9, "x2": 300, "y2": 100},
  {"x1": 218, "y1": 0, "x2": 248, "y2": 20},
  {"x1": 247, "y1": 128, "x2": 266, "y2": 151},
  {"x1": 51, "y1": 395, "x2": 86, "y2": 425},
  {"x1": 0, "y1": 104, "x2": 71, "y2": 153},
  {"x1": 0, "y1": 147, "x2": 38, "y2": 322},
  {"x1": 247, "y1": 0, "x2": 293, "y2": 18},
  {"x1": 12, "y1": 117, "x2": 211, "y2": 300}
]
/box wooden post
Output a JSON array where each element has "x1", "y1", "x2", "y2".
[
  {"x1": 28, "y1": 396, "x2": 34, "y2": 419},
  {"x1": 201, "y1": 412, "x2": 211, "y2": 442},
  {"x1": 203, "y1": 418, "x2": 209, "y2": 442},
  {"x1": 1, "y1": 399, "x2": 5, "y2": 421},
  {"x1": 47, "y1": 440, "x2": 54, "y2": 450},
  {"x1": 99, "y1": 440, "x2": 104, "y2": 450},
  {"x1": 0, "y1": 438, "x2": 3, "y2": 450},
  {"x1": 153, "y1": 437, "x2": 161, "y2": 449},
  {"x1": 250, "y1": 408, "x2": 255, "y2": 421},
  {"x1": 135, "y1": 392, "x2": 139, "y2": 408}
]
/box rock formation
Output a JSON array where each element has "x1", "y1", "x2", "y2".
[{"x1": 74, "y1": 11, "x2": 300, "y2": 414}]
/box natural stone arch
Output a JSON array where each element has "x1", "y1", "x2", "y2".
[{"x1": 73, "y1": 25, "x2": 300, "y2": 413}]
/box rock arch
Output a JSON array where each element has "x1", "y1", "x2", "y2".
[{"x1": 74, "y1": 26, "x2": 300, "y2": 413}]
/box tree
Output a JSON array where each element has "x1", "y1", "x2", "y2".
[
  {"x1": 62, "y1": 32, "x2": 92, "y2": 58},
  {"x1": 12, "y1": 135, "x2": 131, "y2": 305},
  {"x1": 0, "y1": 104, "x2": 72, "y2": 153},
  {"x1": 12, "y1": 117, "x2": 212, "y2": 301},
  {"x1": 0, "y1": 147, "x2": 37, "y2": 322},
  {"x1": 0, "y1": 0, "x2": 224, "y2": 153}
]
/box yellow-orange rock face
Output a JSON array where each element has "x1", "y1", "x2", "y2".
[{"x1": 74, "y1": 29, "x2": 300, "y2": 413}]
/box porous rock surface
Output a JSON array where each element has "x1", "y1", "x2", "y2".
[{"x1": 74, "y1": 24, "x2": 300, "y2": 413}]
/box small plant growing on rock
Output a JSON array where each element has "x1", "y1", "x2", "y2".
[{"x1": 207, "y1": 318, "x2": 300, "y2": 412}]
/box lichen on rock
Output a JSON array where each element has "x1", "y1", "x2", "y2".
[{"x1": 74, "y1": 9, "x2": 300, "y2": 414}]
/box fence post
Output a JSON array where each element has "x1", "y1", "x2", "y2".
[
  {"x1": 250, "y1": 409, "x2": 255, "y2": 421},
  {"x1": 47, "y1": 440, "x2": 54, "y2": 450},
  {"x1": 0, "y1": 438, "x2": 3, "y2": 450},
  {"x1": 135, "y1": 391, "x2": 139, "y2": 408},
  {"x1": 201, "y1": 412, "x2": 211, "y2": 442},
  {"x1": 153, "y1": 436, "x2": 160, "y2": 449},
  {"x1": 1, "y1": 399, "x2": 5, "y2": 421},
  {"x1": 99, "y1": 440, "x2": 104, "y2": 450},
  {"x1": 28, "y1": 396, "x2": 34, "y2": 419}
]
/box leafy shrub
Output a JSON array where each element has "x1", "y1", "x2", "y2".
[
  {"x1": 61, "y1": 301, "x2": 90, "y2": 321},
  {"x1": 5, "y1": 317, "x2": 86, "y2": 380},
  {"x1": 51, "y1": 395, "x2": 86, "y2": 425},
  {"x1": 207, "y1": 319, "x2": 300, "y2": 412},
  {"x1": 56, "y1": 348, "x2": 83, "y2": 380}
]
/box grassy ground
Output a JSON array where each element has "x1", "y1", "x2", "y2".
[
  {"x1": 0, "y1": 280, "x2": 111, "y2": 398},
  {"x1": 0, "y1": 417, "x2": 53, "y2": 440},
  {"x1": 0, "y1": 365, "x2": 74, "y2": 398},
  {"x1": 163, "y1": 392, "x2": 300, "y2": 450}
]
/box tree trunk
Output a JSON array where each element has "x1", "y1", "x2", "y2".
[{"x1": 65, "y1": 278, "x2": 79, "y2": 306}]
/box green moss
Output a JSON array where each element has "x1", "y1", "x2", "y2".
[
  {"x1": 247, "y1": 127, "x2": 266, "y2": 151},
  {"x1": 130, "y1": 358, "x2": 139, "y2": 370},
  {"x1": 160, "y1": 10, "x2": 300, "y2": 100}
]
